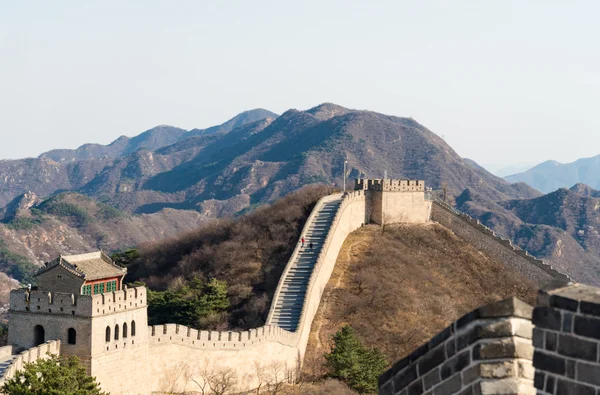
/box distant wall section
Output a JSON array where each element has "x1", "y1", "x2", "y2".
[{"x1": 431, "y1": 201, "x2": 568, "y2": 287}]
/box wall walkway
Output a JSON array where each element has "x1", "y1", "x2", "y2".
[
  {"x1": 144, "y1": 190, "x2": 370, "y2": 393},
  {"x1": 431, "y1": 200, "x2": 569, "y2": 287},
  {"x1": 0, "y1": 340, "x2": 61, "y2": 386}
]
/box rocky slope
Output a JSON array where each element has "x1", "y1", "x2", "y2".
[
  {"x1": 0, "y1": 109, "x2": 277, "y2": 209},
  {"x1": 73, "y1": 103, "x2": 540, "y2": 216},
  {"x1": 505, "y1": 155, "x2": 600, "y2": 193},
  {"x1": 0, "y1": 192, "x2": 209, "y2": 285}
]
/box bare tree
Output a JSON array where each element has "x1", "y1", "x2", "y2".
[
  {"x1": 187, "y1": 359, "x2": 238, "y2": 395},
  {"x1": 254, "y1": 361, "x2": 290, "y2": 395},
  {"x1": 160, "y1": 361, "x2": 189, "y2": 394}
]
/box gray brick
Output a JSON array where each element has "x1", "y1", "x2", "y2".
[
  {"x1": 563, "y1": 312, "x2": 574, "y2": 332},
  {"x1": 461, "y1": 364, "x2": 479, "y2": 385},
  {"x1": 533, "y1": 351, "x2": 565, "y2": 375},
  {"x1": 581, "y1": 301, "x2": 600, "y2": 317},
  {"x1": 532, "y1": 327, "x2": 544, "y2": 349},
  {"x1": 458, "y1": 386, "x2": 473, "y2": 395},
  {"x1": 407, "y1": 379, "x2": 423, "y2": 395},
  {"x1": 534, "y1": 371, "x2": 545, "y2": 390},
  {"x1": 423, "y1": 366, "x2": 440, "y2": 390},
  {"x1": 578, "y1": 362, "x2": 600, "y2": 386},
  {"x1": 545, "y1": 331, "x2": 557, "y2": 352},
  {"x1": 394, "y1": 365, "x2": 417, "y2": 393},
  {"x1": 419, "y1": 345, "x2": 445, "y2": 376},
  {"x1": 545, "y1": 374, "x2": 555, "y2": 394},
  {"x1": 558, "y1": 334, "x2": 598, "y2": 361},
  {"x1": 566, "y1": 359, "x2": 576, "y2": 379},
  {"x1": 379, "y1": 381, "x2": 393, "y2": 395},
  {"x1": 433, "y1": 373, "x2": 461, "y2": 395},
  {"x1": 445, "y1": 339, "x2": 456, "y2": 358},
  {"x1": 575, "y1": 315, "x2": 600, "y2": 341},
  {"x1": 456, "y1": 328, "x2": 478, "y2": 351},
  {"x1": 556, "y1": 378, "x2": 595, "y2": 395},
  {"x1": 550, "y1": 294, "x2": 579, "y2": 311},
  {"x1": 532, "y1": 307, "x2": 561, "y2": 330},
  {"x1": 441, "y1": 351, "x2": 470, "y2": 380}
]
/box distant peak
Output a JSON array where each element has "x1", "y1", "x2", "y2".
[{"x1": 305, "y1": 103, "x2": 351, "y2": 121}]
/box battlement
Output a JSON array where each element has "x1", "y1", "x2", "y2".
[
  {"x1": 9, "y1": 286, "x2": 147, "y2": 318},
  {"x1": 0, "y1": 341, "x2": 61, "y2": 385},
  {"x1": 148, "y1": 324, "x2": 297, "y2": 350},
  {"x1": 354, "y1": 178, "x2": 425, "y2": 192}
]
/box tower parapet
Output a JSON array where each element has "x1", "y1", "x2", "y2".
[
  {"x1": 355, "y1": 178, "x2": 425, "y2": 192},
  {"x1": 9, "y1": 287, "x2": 146, "y2": 318}
]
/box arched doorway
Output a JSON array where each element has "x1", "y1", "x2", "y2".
[{"x1": 34, "y1": 325, "x2": 45, "y2": 346}]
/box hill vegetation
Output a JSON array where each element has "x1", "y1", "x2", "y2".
[
  {"x1": 126, "y1": 184, "x2": 334, "y2": 329},
  {"x1": 302, "y1": 223, "x2": 538, "y2": 382}
]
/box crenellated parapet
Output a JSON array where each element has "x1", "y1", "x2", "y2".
[
  {"x1": 9, "y1": 286, "x2": 147, "y2": 318},
  {"x1": 431, "y1": 199, "x2": 570, "y2": 286},
  {"x1": 148, "y1": 324, "x2": 297, "y2": 350},
  {"x1": 0, "y1": 340, "x2": 61, "y2": 385},
  {"x1": 355, "y1": 178, "x2": 425, "y2": 192}
]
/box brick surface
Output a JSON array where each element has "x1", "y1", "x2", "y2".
[
  {"x1": 432, "y1": 373, "x2": 461, "y2": 395},
  {"x1": 532, "y1": 328, "x2": 544, "y2": 349},
  {"x1": 423, "y1": 367, "x2": 441, "y2": 390},
  {"x1": 419, "y1": 345, "x2": 446, "y2": 376},
  {"x1": 534, "y1": 371, "x2": 545, "y2": 390},
  {"x1": 550, "y1": 295, "x2": 579, "y2": 312},
  {"x1": 577, "y1": 362, "x2": 600, "y2": 386},
  {"x1": 440, "y1": 351, "x2": 470, "y2": 380},
  {"x1": 545, "y1": 374, "x2": 555, "y2": 393},
  {"x1": 574, "y1": 315, "x2": 600, "y2": 341},
  {"x1": 532, "y1": 307, "x2": 562, "y2": 331},
  {"x1": 563, "y1": 312, "x2": 574, "y2": 332},
  {"x1": 533, "y1": 351, "x2": 565, "y2": 375},
  {"x1": 558, "y1": 334, "x2": 598, "y2": 361},
  {"x1": 556, "y1": 378, "x2": 595, "y2": 395},
  {"x1": 407, "y1": 379, "x2": 423, "y2": 395},
  {"x1": 394, "y1": 365, "x2": 418, "y2": 392},
  {"x1": 545, "y1": 331, "x2": 557, "y2": 352},
  {"x1": 445, "y1": 339, "x2": 456, "y2": 358},
  {"x1": 580, "y1": 301, "x2": 600, "y2": 317}
]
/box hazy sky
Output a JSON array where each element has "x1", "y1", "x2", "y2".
[{"x1": 1, "y1": 1, "x2": 599, "y2": 169}]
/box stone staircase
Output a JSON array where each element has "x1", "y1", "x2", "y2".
[
  {"x1": 269, "y1": 198, "x2": 342, "y2": 332},
  {"x1": 0, "y1": 355, "x2": 16, "y2": 379}
]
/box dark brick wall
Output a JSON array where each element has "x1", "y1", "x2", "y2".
[
  {"x1": 379, "y1": 298, "x2": 534, "y2": 395},
  {"x1": 431, "y1": 202, "x2": 568, "y2": 287},
  {"x1": 533, "y1": 283, "x2": 600, "y2": 394}
]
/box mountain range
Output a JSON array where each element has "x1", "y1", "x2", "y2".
[
  {"x1": 506, "y1": 155, "x2": 600, "y2": 193},
  {"x1": 0, "y1": 103, "x2": 600, "y2": 290}
]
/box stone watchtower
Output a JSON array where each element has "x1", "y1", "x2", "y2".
[
  {"x1": 355, "y1": 178, "x2": 431, "y2": 224},
  {"x1": 8, "y1": 251, "x2": 148, "y2": 379}
]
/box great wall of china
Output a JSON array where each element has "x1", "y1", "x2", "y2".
[{"x1": 0, "y1": 179, "x2": 591, "y2": 394}]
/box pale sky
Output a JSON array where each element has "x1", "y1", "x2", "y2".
[{"x1": 1, "y1": 1, "x2": 599, "y2": 170}]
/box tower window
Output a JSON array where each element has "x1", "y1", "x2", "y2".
[
  {"x1": 114, "y1": 324, "x2": 119, "y2": 340},
  {"x1": 105, "y1": 326, "x2": 111, "y2": 342},
  {"x1": 68, "y1": 328, "x2": 76, "y2": 345},
  {"x1": 123, "y1": 323, "x2": 128, "y2": 338},
  {"x1": 131, "y1": 320, "x2": 136, "y2": 337}
]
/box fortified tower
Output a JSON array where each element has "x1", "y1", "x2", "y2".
[
  {"x1": 7, "y1": 252, "x2": 149, "y2": 392},
  {"x1": 355, "y1": 178, "x2": 431, "y2": 224}
]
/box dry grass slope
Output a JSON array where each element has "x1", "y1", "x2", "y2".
[{"x1": 303, "y1": 223, "x2": 538, "y2": 379}]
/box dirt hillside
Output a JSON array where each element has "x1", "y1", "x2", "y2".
[{"x1": 302, "y1": 223, "x2": 538, "y2": 378}]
